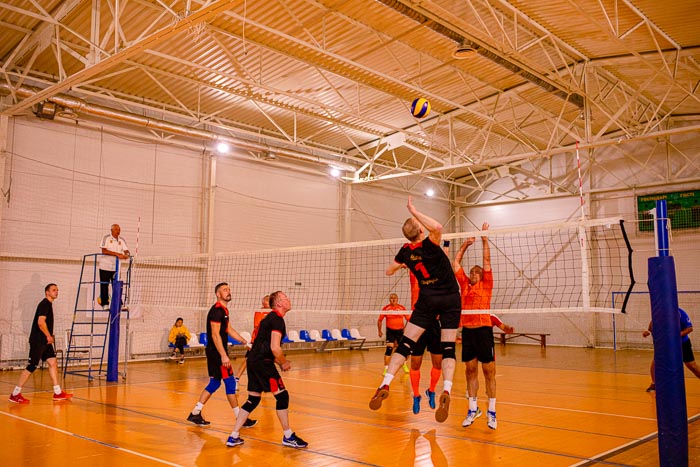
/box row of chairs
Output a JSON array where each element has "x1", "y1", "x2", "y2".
[
  {"x1": 179, "y1": 329, "x2": 368, "y2": 353},
  {"x1": 288, "y1": 328, "x2": 365, "y2": 343}
]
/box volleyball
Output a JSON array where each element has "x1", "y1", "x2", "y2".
[{"x1": 411, "y1": 98, "x2": 431, "y2": 118}]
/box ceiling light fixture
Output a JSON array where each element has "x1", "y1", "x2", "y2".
[{"x1": 452, "y1": 41, "x2": 478, "y2": 60}]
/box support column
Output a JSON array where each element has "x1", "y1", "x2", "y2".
[{"x1": 0, "y1": 115, "x2": 10, "y2": 239}]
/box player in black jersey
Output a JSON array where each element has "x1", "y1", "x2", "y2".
[
  {"x1": 186, "y1": 282, "x2": 256, "y2": 428},
  {"x1": 369, "y1": 196, "x2": 461, "y2": 423},
  {"x1": 226, "y1": 291, "x2": 308, "y2": 449}
]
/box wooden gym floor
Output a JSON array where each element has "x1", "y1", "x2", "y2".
[{"x1": 1, "y1": 345, "x2": 699, "y2": 466}]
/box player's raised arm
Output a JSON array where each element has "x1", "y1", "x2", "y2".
[
  {"x1": 481, "y1": 222, "x2": 491, "y2": 272},
  {"x1": 407, "y1": 196, "x2": 442, "y2": 246},
  {"x1": 454, "y1": 237, "x2": 475, "y2": 272}
]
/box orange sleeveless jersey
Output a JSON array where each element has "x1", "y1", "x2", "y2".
[
  {"x1": 456, "y1": 268, "x2": 493, "y2": 328},
  {"x1": 380, "y1": 304, "x2": 407, "y2": 330}
]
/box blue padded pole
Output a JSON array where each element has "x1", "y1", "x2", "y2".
[
  {"x1": 655, "y1": 199, "x2": 669, "y2": 257},
  {"x1": 648, "y1": 254, "x2": 687, "y2": 466},
  {"x1": 107, "y1": 276, "x2": 123, "y2": 383}
]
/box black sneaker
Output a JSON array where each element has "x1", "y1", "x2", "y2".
[
  {"x1": 242, "y1": 418, "x2": 258, "y2": 428},
  {"x1": 187, "y1": 412, "x2": 211, "y2": 426},
  {"x1": 282, "y1": 432, "x2": 308, "y2": 448}
]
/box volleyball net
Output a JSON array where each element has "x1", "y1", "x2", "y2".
[{"x1": 126, "y1": 217, "x2": 633, "y2": 349}]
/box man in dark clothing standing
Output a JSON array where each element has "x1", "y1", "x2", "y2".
[{"x1": 9, "y1": 283, "x2": 72, "y2": 403}]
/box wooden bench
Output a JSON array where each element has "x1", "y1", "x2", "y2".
[{"x1": 494, "y1": 332, "x2": 550, "y2": 348}]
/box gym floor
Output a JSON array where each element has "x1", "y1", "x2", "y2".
[{"x1": 1, "y1": 345, "x2": 698, "y2": 466}]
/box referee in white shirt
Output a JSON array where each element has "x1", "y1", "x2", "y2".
[{"x1": 98, "y1": 224, "x2": 130, "y2": 309}]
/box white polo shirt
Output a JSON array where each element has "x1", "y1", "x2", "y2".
[{"x1": 99, "y1": 234, "x2": 129, "y2": 271}]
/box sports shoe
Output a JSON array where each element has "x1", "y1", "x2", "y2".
[
  {"x1": 425, "y1": 389, "x2": 436, "y2": 409},
  {"x1": 187, "y1": 412, "x2": 211, "y2": 426},
  {"x1": 435, "y1": 391, "x2": 450, "y2": 423},
  {"x1": 487, "y1": 410, "x2": 497, "y2": 429},
  {"x1": 178, "y1": 358, "x2": 185, "y2": 364},
  {"x1": 8, "y1": 393, "x2": 29, "y2": 404},
  {"x1": 282, "y1": 432, "x2": 308, "y2": 448},
  {"x1": 412, "y1": 395, "x2": 421, "y2": 414},
  {"x1": 462, "y1": 407, "x2": 482, "y2": 427},
  {"x1": 226, "y1": 436, "x2": 244, "y2": 447},
  {"x1": 646, "y1": 383, "x2": 656, "y2": 392},
  {"x1": 369, "y1": 385, "x2": 390, "y2": 410},
  {"x1": 242, "y1": 418, "x2": 258, "y2": 428},
  {"x1": 402, "y1": 362, "x2": 410, "y2": 374},
  {"x1": 53, "y1": 391, "x2": 73, "y2": 401},
  {"x1": 169, "y1": 352, "x2": 178, "y2": 360}
]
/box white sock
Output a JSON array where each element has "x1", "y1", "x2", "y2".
[
  {"x1": 192, "y1": 402, "x2": 204, "y2": 415},
  {"x1": 231, "y1": 431, "x2": 240, "y2": 439},
  {"x1": 469, "y1": 397, "x2": 477, "y2": 411},
  {"x1": 12, "y1": 386, "x2": 22, "y2": 396},
  {"x1": 488, "y1": 398, "x2": 496, "y2": 412},
  {"x1": 443, "y1": 380, "x2": 452, "y2": 394},
  {"x1": 53, "y1": 385, "x2": 62, "y2": 395},
  {"x1": 381, "y1": 373, "x2": 395, "y2": 387},
  {"x1": 233, "y1": 406, "x2": 240, "y2": 417},
  {"x1": 283, "y1": 429, "x2": 293, "y2": 438}
]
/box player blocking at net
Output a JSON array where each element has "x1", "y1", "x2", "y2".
[{"x1": 370, "y1": 196, "x2": 461, "y2": 423}]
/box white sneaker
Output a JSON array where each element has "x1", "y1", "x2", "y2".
[
  {"x1": 487, "y1": 410, "x2": 497, "y2": 430},
  {"x1": 462, "y1": 407, "x2": 482, "y2": 427}
]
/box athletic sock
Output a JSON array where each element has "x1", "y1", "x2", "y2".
[
  {"x1": 12, "y1": 386, "x2": 22, "y2": 396},
  {"x1": 381, "y1": 373, "x2": 395, "y2": 387},
  {"x1": 469, "y1": 397, "x2": 477, "y2": 411},
  {"x1": 53, "y1": 385, "x2": 62, "y2": 395},
  {"x1": 231, "y1": 431, "x2": 240, "y2": 438},
  {"x1": 429, "y1": 367, "x2": 441, "y2": 391},
  {"x1": 488, "y1": 398, "x2": 496, "y2": 412},
  {"x1": 192, "y1": 402, "x2": 204, "y2": 415},
  {"x1": 409, "y1": 369, "x2": 420, "y2": 396},
  {"x1": 283, "y1": 429, "x2": 293, "y2": 438},
  {"x1": 442, "y1": 380, "x2": 452, "y2": 394}
]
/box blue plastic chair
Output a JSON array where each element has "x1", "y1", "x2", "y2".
[
  {"x1": 228, "y1": 336, "x2": 242, "y2": 345},
  {"x1": 341, "y1": 328, "x2": 356, "y2": 340},
  {"x1": 321, "y1": 329, "x2": 337, "y2": 341},
  {"x1": 199, "y1": 333, "x2": 208, "y2": 346},
  {"x1": 300, "y1": 330, "x2": 315, "y2": 342},
  {"x1": 282, "y1": 335, "x2": 293, "y2": 343}
]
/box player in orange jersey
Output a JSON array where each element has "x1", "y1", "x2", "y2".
[{"x1": 378, "y1": 293, "x2": 409, "y2": 375}]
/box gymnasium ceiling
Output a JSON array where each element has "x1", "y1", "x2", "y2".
[{"x1": 1, "y1": 0, "x2": 699, "y2": 201}]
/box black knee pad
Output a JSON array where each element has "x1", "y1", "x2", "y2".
[
  {"x1": 274, "y1": 390, "x2": 289, "y2": 410},
  {"x1": 241, "y1": 394, "x2": 261, "y2": 413},
  {"x1": 396, "y1": 336, "x2": 417, "y2": 358},
  {"x1": 384, "y1": 345, "x2": 394, "y2": 357},
  {"x1": 441, "y1": 341, "x2": 456, "y2": 360},
  {"x1": 25, "y1": 363, "x2": 37, "y2": 373}
]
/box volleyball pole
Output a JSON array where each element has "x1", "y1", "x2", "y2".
[{"x1": 648, "y1": 199, "x2": 687, "y2": 465}]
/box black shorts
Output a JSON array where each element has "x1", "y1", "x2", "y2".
[
  {"x1": 206, "y1": 347, "x2": 224, "y2": 379},
  {"x1": 683, "y1": 340, "x2": 695, "y2": 363},
  {"x1": 410, "y1": 291, "x2": 461, "y2": 330},
  {"x1": 386, "y1": 328, "x2": 403, "y2": 344},
  {"x1": 247, "y1": 359, "x2": 286, "y2": 393},
  {"x1": 28, "y1": 341, "x2": 55, "y2": 367},
  {"x1": 413, "y1": 321, "x2": 442, "y2": 356},
  {"x1": 461, "y1": 326, "x2": 495, "y2": 363}
]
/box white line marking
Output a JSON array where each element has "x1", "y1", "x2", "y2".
[{"x1": 0, "y1": 411, "x2": 183, "y2": 466}]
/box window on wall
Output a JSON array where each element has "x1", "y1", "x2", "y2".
[{"x1": 637, "y1": 190, "x2": 700, "y2": 231}]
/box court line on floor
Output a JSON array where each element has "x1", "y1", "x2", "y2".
[
  {"x1": 0, "y1": 410, "x2": 183, "y2": 466},
  {"x1": 570, "y1": 412, "x2": 700, "y2": 466}
]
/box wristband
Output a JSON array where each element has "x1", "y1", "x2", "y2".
[{"x1": 443, "y1": 240, "x2": 450, "y2": 247}]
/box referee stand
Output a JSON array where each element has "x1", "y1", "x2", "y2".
[
  {"x1": 648, "y1": 199, "x2": 688, "y2": 466},
  {"x1": 64, "y1": 254, "x2": 131, "y2": 382}
]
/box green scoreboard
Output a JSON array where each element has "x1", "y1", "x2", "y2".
[{"x1": 637, "y1": 190, "x2": 700, "y2": 231}]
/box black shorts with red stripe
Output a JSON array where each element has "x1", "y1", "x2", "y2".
[{"x1": 247, "y1": 359, "x2": 285, "y2": 393}]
